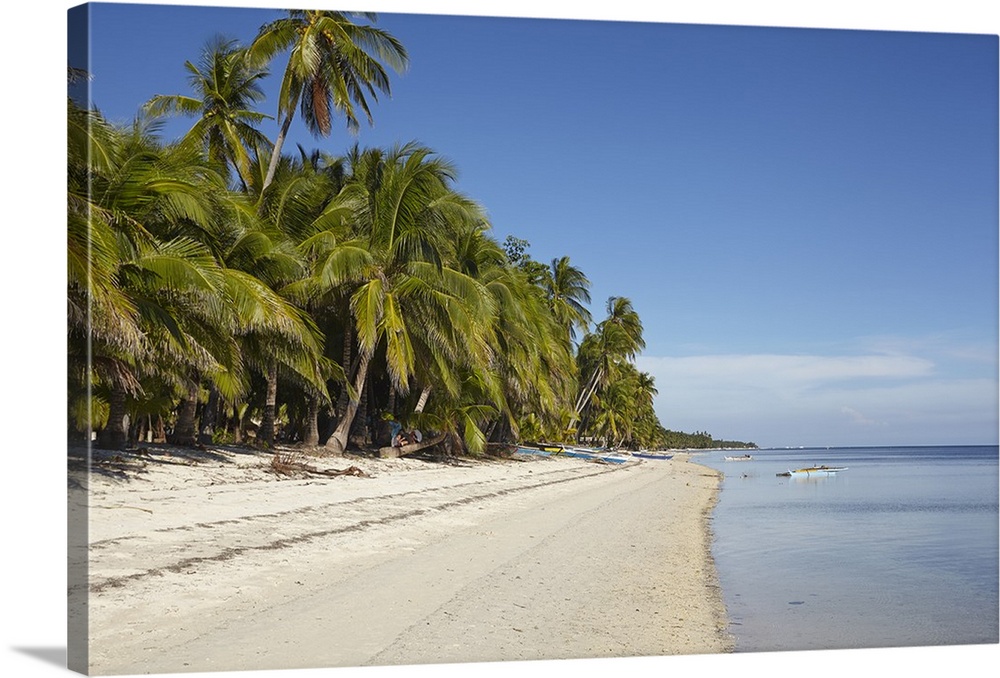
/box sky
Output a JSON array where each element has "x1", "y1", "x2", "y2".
[{"x1": 64, "y1": 0, "x2": 998, "y2": 448}]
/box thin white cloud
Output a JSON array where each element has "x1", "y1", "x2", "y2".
[
  {"x1": 639, "y1": 353, "x2": 934, "y2": 389},
  {"x1": 840, "y1": 406, "x2": 885, "y2": 427},
  {"x1": 636, "y1": 351, "x2": 998, "y2": 447}
]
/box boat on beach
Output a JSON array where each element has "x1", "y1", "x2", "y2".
[
  {"x1": 564, "y1": 447, "x2": 631, "y2": 464},
  {"x1": 515, "y1": 446, "x2": 552, "y2": 457},
  {"x1": 632, "y1": 451, "x2": 675, "y2": 461},
  {"x1": 515, "y1": 445, "x2": 632, "y2": 464},
  {"x1": 776, "y1": 465, "x2": 848, "y2": 477},
  {"x1": 521, "y1": 442, "x2": 565, "y2": 453}
]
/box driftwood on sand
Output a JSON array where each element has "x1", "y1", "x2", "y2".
[
  {"x1": 268, "y1": 453, "x2": 370, "y2": 478},
  {"x1": 378, "y1": 433, "x2": 446, "y2": 459}
]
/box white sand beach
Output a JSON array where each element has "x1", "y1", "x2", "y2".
[{"x1": 70, "y1": 446, "x2": 733, "y2": 675}]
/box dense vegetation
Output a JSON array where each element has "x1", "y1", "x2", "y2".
[
  {"x1": 69, "y1": 10, "x2": 742, "y2": 455},
  {"x1": 659, "y1": 431, "x2": 758, "y2": 450}
]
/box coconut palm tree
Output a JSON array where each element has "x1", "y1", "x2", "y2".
[
  {"x1": 68, "y1": 100, "x2": 141, "y2": 367},
  {"x1": 143, "y1": 36, "x2": 273, "y2": 190},
  {"x1": 447, "y1": 223, "x2": 578, "y2": 443},
  {"x1": 543, "y1": 255, "x2": 592, "y2": 343},
  {"x1": 304, "y1": 143, "x2": 491, "y2": 454},
  {"x1": 230, "y1": 151, "x2": 348, "y2": 447},
  {"x1": 69, "y1": 88, "x2": 334, "y2": 449},
  {"x1": 626, "y1": 370, "x2": 661, "y2": 449},
  {"x1": 570, "y1": 296, "x2": 645, "y2": 433},
  {"x1": 69, "y1": 104, "x2": 249, "y2": 449},
  {"x1": 248, "y1": 10, "x2": 409, "y2": 194},
  {"x1": 140, "y1": 39, "x2": 335, "y2": 445}
]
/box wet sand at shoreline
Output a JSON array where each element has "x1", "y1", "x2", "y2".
[{"x1": 70, "y1": 446, "x2": 732, "y2": 675}]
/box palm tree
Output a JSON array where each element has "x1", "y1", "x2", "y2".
[
  {"x1": 232, "y1": 152, "x2": 346, "y2": 447},
  {"x1": 543, "y1": 255, "x2": 592, "y2": 343},
  {"x1": 141, "y1": 39, "x2": 335, "y2": 446},
  {"x1": 449, "y1": 225, "x2": 578, "y2": 444},
  {"x1": 570, "y1": 296, "x2": 645, "y2": 433},
  {"x1": 69, "y1": 104, "x2": 251, "y2": 450},
  {"x1": 627, "y1": 370, "x2": 661, "y2": 448},
  {"x1": 68, "y1": 100, "x2": 141, "y2": 369},
  {"x1": 70, "y1": 85, "x2": 336, "y2": 449},
  {"x1": 304, "y1": 143, "x2": 490, "y2": 454},
  {"x1": 248, "y1": 10, "x2": 409, "y2": 194},
  {"x1": 588, "y1": 364, "x2": 659, "y2": 448},
  {"x1": 143, "y1": 36, "x2": 272, "y2": 189}
]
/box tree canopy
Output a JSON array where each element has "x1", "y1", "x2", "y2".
[{"x1": 69, "y1": 9, "x2": 748, "y2": 455}]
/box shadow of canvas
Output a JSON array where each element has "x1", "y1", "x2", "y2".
[{"x1": 12, "y1": 646, "x2": 66, "y2": 668}]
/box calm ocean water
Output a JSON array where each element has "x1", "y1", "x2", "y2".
[{"x1": 695, "y1": 446, "x2": 999, "y2": 652}]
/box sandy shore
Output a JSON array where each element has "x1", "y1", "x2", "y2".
[{"x1": 69, "y1": 445, "x2": 733, "y2": 675}]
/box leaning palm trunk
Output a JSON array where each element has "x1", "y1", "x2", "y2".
[
  {"x1": 258, "y1": 361, "x2": 278, "y2": 447},
  {"x1": 414, "y1": 385, "x2": 432, "y2": 413},
  {"x1": 326, "y1": 350, "x2": 372, "y2": 455},
  {"x1": 569, "y1": 366, "x2": 603, "y2": 429},
  {"x1": 260, "y1": 114, "x2": 293, "y2": 196},
  {"x1": 96, "y1": 386, "x2": 128, "y2": 451},
  {"x1": 350, "y1": 375, "x2": 371, "y2": 445}
]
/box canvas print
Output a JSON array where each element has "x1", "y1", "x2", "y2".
[{"x1": 67, "y1": 1, "x2": 998, "y2": 676}]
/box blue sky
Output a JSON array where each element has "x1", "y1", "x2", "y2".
[{"x1": 66, "y1": 1, "x2": 998, "y2": 448}]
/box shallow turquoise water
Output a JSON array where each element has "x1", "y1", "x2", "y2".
[{"x1": 697, "y1": 446, "x2": 999, "y2": 652}]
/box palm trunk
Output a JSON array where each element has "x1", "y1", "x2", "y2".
[
  {"x1": 414, "y1": 385, "x2": 432, "y2": 413},
  {"x1": 326, "y1": 350, "x2": 372, "y2": 455},
  {"x1": 335, "y1": 323, "x2": 354, "y2": 420},
  {"x1": 350, "y1": 374, "x2": 371, "y2": 446},
  {"x1": 136, "y1": 415, "x2": 149, "y2": 444},
  {"x1": 96, "y1": 386, "x2": 127, "y2": 451},
  {"x1": 569, "y1": 366, "x2": 603, "y2": 428},
  {"x1": 303, "y1": 396, "x2": 321, "y2": 446},
  {"x1": 260, "y1": 114, "x2": 293, "y2": 196},
  {"x1": 173, "y1": 381, "x2": 199, "y2": 446},
  {"x1": 153, "y1": 415, "x2": 167, "y2": 443},
  {"x1": 488, "y1": 417, "x2": 512, "y2": 444},
  {"x1": 580, "y1": 369, "x2": 602, "y2": 414},
  {"x1": 231, "y1": 412, "x2": 243, "y2": 444},
  {"x1": 258, "y1": 361, "x2": 278, "y2": 447},
  {"x1": 197, "y1": 386, "x2": 221, "y2": 445}
]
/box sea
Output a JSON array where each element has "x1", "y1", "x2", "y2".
[{"x1": 695, "y1": 445, "x2": 999, "y2": 653}]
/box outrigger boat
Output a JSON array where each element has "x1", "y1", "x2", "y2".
[
  {"x1": 521, "y1": 442, "x2": 566, "y2": 453},
  {"x1": 776, "y1": 465, "x2": 848, "y2": 477},
  {"x1": 632, "y1": 451, "x2": 675, "y2": 460},
  {"x1": 563, "y1": 447, "x2": 631, "y2": 464},
  {"x1": 515, "y1": 446, "x2": 553, "y2": 457},
  {"x1": 515, "y1": 445, "x2": 631, "y2": 464}
]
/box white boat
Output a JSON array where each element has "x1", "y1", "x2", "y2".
[
  {"x1": 564, "y1": 447, "x2": 631, "y2": 464},
  {"x1": 724, "y1": 454, "x2": 754, "y2": 461},
  {"x1": 776, "y1": 465, "x2": 847, "y2": 477}
]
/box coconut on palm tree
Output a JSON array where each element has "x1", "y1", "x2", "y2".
[{"x1": 248, "y1": 10, "x2": 409, "y2": 195}]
